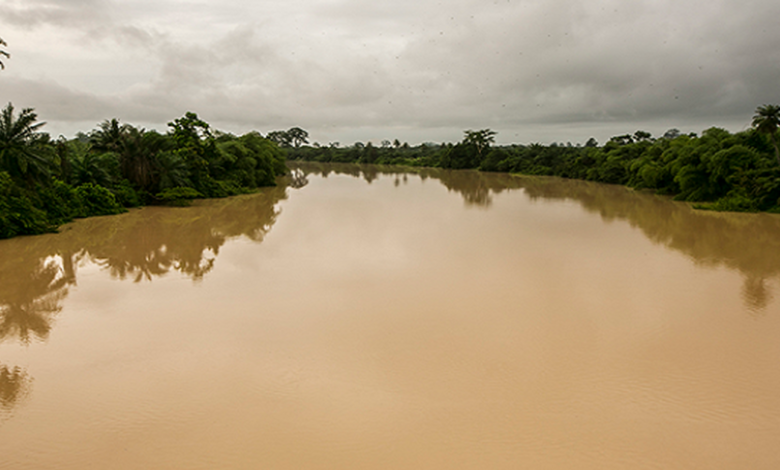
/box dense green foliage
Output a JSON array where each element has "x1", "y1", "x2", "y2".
[
  {"x1": 283, "y1": 113, "x2": 780, "y2": 214},
  {"x1": 0, "y1": 104, "x2": 287, "y2": 239},
  {"x1": 3, "y1": 101, "x2": 779, "y2": 239}
]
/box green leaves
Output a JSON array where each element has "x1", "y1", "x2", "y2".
[
  {"x1": 0, "y1": 103, "x2": 53, "y2": 186},
  {"x1": 752, "y1": 104, "x2": 780, "y2": 165}
]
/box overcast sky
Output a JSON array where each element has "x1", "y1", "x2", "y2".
[{"x1": 1, "y1": 0, "x2": 778, "y2": 145}]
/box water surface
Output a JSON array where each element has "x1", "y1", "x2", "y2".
[{"x1": 1, "y1": 163, "x2": 779, "y2": 469}]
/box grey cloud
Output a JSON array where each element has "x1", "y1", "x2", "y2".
[
  {"x1": 1, "y1": 0, "x2": 778, "y2": 145},
  {"x1": 0, "y1": 0, "x2": 112, "y2": 29},
  {"x1": 0, "y1": 77, "x2": 118, "y2": 133}
]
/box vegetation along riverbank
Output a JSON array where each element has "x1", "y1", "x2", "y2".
[
  {"x1": 283, "y1": 105, "x2": 780, "y2": 215},
  {"x1": 0, "y1": 104, "x2": 286, "y2": 239},
  {"x1": 1, "y1": 102, "x2": 779, "y2": 240}
]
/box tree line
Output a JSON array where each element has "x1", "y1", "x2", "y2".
[
  {"x1": 0, "y1": 104, "x2": 287, "y2": 239},
  {"x1": 3, "y1": 100, "x2": 780, "y2": 239},
  {"x1": 284, "y1": 106, "x2": 780, "y2": 214}
]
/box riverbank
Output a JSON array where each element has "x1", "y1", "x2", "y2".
[{"x1": 286, "y1": 125, "x2": 780, "y2": 214}]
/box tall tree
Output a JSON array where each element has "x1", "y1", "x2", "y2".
[
  {"x1": 287, "y1": 127, "x2": 309, "y2": 148},
  {"x1": 90, "y1": 118, "x2": 127, "y2": 153},
  {"x1": 0, "y1": 103, "x2": 53, "y2": 186},
  {"x1": 752, "y1": 104, "x2": 780, "y2": 165},
  {"x1": 0, "y1": 37, "x2": 8, "y2": 70},
  {"x1": 267, "y1": 130, "x2": 291, "y2": 147},
  {"x1": 118, "y1": 127, "x2": 167, "y2": 191},
  {"x1": 463, "y1": 129, "x2": 496, "y2": 161}
]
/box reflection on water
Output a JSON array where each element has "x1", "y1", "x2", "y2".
[
  {"x1": 0, "y1": 364, "x2": 31, "y2": 416},
  {"x1": 0, "y1": 257, "x2": 69, "y2": 345},
  {"x1": 0, "y1": 182, "x2": 290, "y2": 414},
  {"x1": 1, "y1": 163, "x2": 779, "y2": 469},
  {"x1": 0, "y1": 183, "x2": 288, "y2": 340},
  {"x1": 2, "y1": 163, "x2": 777, "y2": 352},
  {"x1": 292, "y1": 162, "x2": 780, "y2": 314}
]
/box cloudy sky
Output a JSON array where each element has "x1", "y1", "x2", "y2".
[{"x1": 1, "y1": 0, "x2": 778, "y2": 145}]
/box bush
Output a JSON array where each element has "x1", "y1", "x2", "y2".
[
  {"x1": 74, "y1": 183, "x2": 125, "y2": 216},
  {"x1": 0, "y1": 172, "x2": 54, "y2": 238},
  {"x1": 694, "y1": 189, "x2": 759, "y2": 212},
  {"x1": 155, "y1": 186, "x2": 203, "y2": 206},
  {"x1": 112, "y1": 179, "x2": 141, "y2": 208},
  {"x1": 38, "y1": 179, "x2": 80, "y2": 225}
]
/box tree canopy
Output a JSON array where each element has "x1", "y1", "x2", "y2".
[
  {"x1": 752, "y1": 104, "x2": 780, "y2": 165},
  {"x1": 0, "y1": 105, "x2": 288, "y2": 239}
]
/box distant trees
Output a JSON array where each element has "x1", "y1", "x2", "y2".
[
  {"x1": 752, "y1": 104, "x2": 780, "y2": 165},
  {"x1": 284, "y1": 113, "x2": 780, "y2": 213},
  {"x1": 267, "y1": 127, "x2": 309, "y2": 148}
]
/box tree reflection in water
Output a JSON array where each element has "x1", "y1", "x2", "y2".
[
  {"x1": 1, "y1": 165, "x2": 779, "y2": 418},
  {"x1": 0, "y1": 256, "x2": 71, "y2": 345},
  {"x1": 0, "y1": 182, "x2": 289, "y2": 342},
  {"x1": 0, "y1": 364, "x2": 31, "y2": 417},
  {"x1": 0, "y1": 182, "x2": 292, "y2": 414},
  {"x1": 291, "y1": 162, "x2": 780, "y2": 315},
  {"x1": 2, "y1": 164, "x2": 779, "y2": 341}
]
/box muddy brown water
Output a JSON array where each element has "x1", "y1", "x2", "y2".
[{"x1": 1, "y1": 163, "x2": 779, "y2": 469}]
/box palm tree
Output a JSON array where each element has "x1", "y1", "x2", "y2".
[
  {"x1": 89, "y1": 118, "x2": 126, "y2": 153},
  {"x1": 752, "y1": 104, "x2": 780, "y2": 166},
  {"x1": 0, "y1": 37, "x2": 9, "y2": 70},
  {"x1": 67, "y1": 140, "x2": 114, "y2": 187},
  {"x1": 0, "y1": 103, "x2": 53, "y2": 186}
]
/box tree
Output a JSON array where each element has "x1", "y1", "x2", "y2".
[
  {"x1": 90, "y1": 118, "x2": 127, "y2": 153},
  {"x1": 752, "y1": 104, "x2": 780, "y2": 165},
  {"x1": 66, "y1": 140, "x2": 114, "y2": 187},
  {"x1": 168, "y1": 112, "x2": 212, "y2": 147},
  {"x1": 609, "y1": 134, "x2": 634, "y2": 145},
  {"x1": 663, "y1": 128, "x2": 681, "y2": 140},
  {"x1": 117, "y1": 127, "x2": 165, "y2": 191},
  {"x1": 266, "y1": 130, "x2": 291, "y2": 147},
  {"x1": 167, "y1": 113, "x2": 214, "y2": 190},
  {"x1": 287, "y1": 127, "x2": 309, "y2": 148},
  {"x1": 633, "y1": 130, "x2": 653, "y2": 142},
  {"x1": 463, "y1": 129, "x2": 496, "y2": 161},
  {"x1": 0, "y1": 38, "x2": 8, "y2": 70},
  {"x1": 0, "y1": 103, "x2": 53, "y2": 186}
]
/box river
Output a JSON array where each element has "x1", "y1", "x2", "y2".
[{"x1": 1, "y1": 162, "x2": 779, "y2": 469}]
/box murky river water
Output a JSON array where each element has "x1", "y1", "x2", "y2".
[{"x1": 1, "y1": 162, "x2": 779, "y2": 469}]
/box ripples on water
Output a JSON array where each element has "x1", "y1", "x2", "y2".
[{"x1": 0, "y1": 163, "x2": 779, "y2": 469}]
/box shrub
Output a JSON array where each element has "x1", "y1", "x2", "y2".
[
  {"x1": 112, "y1": 179, "x2": 141, "y2": 207},
  {"x1": 695, "y1": 189, "x2": 759, "y2": 212},
  {"x1": 155, "y1": 186, "x2": 203, "y2": 206},
  {"x1": 74, "y1": 183, "x2": 125, "y2": 216},
  {"x1": 0, "y1": 171, "x2": 53, "y2": 238}
]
